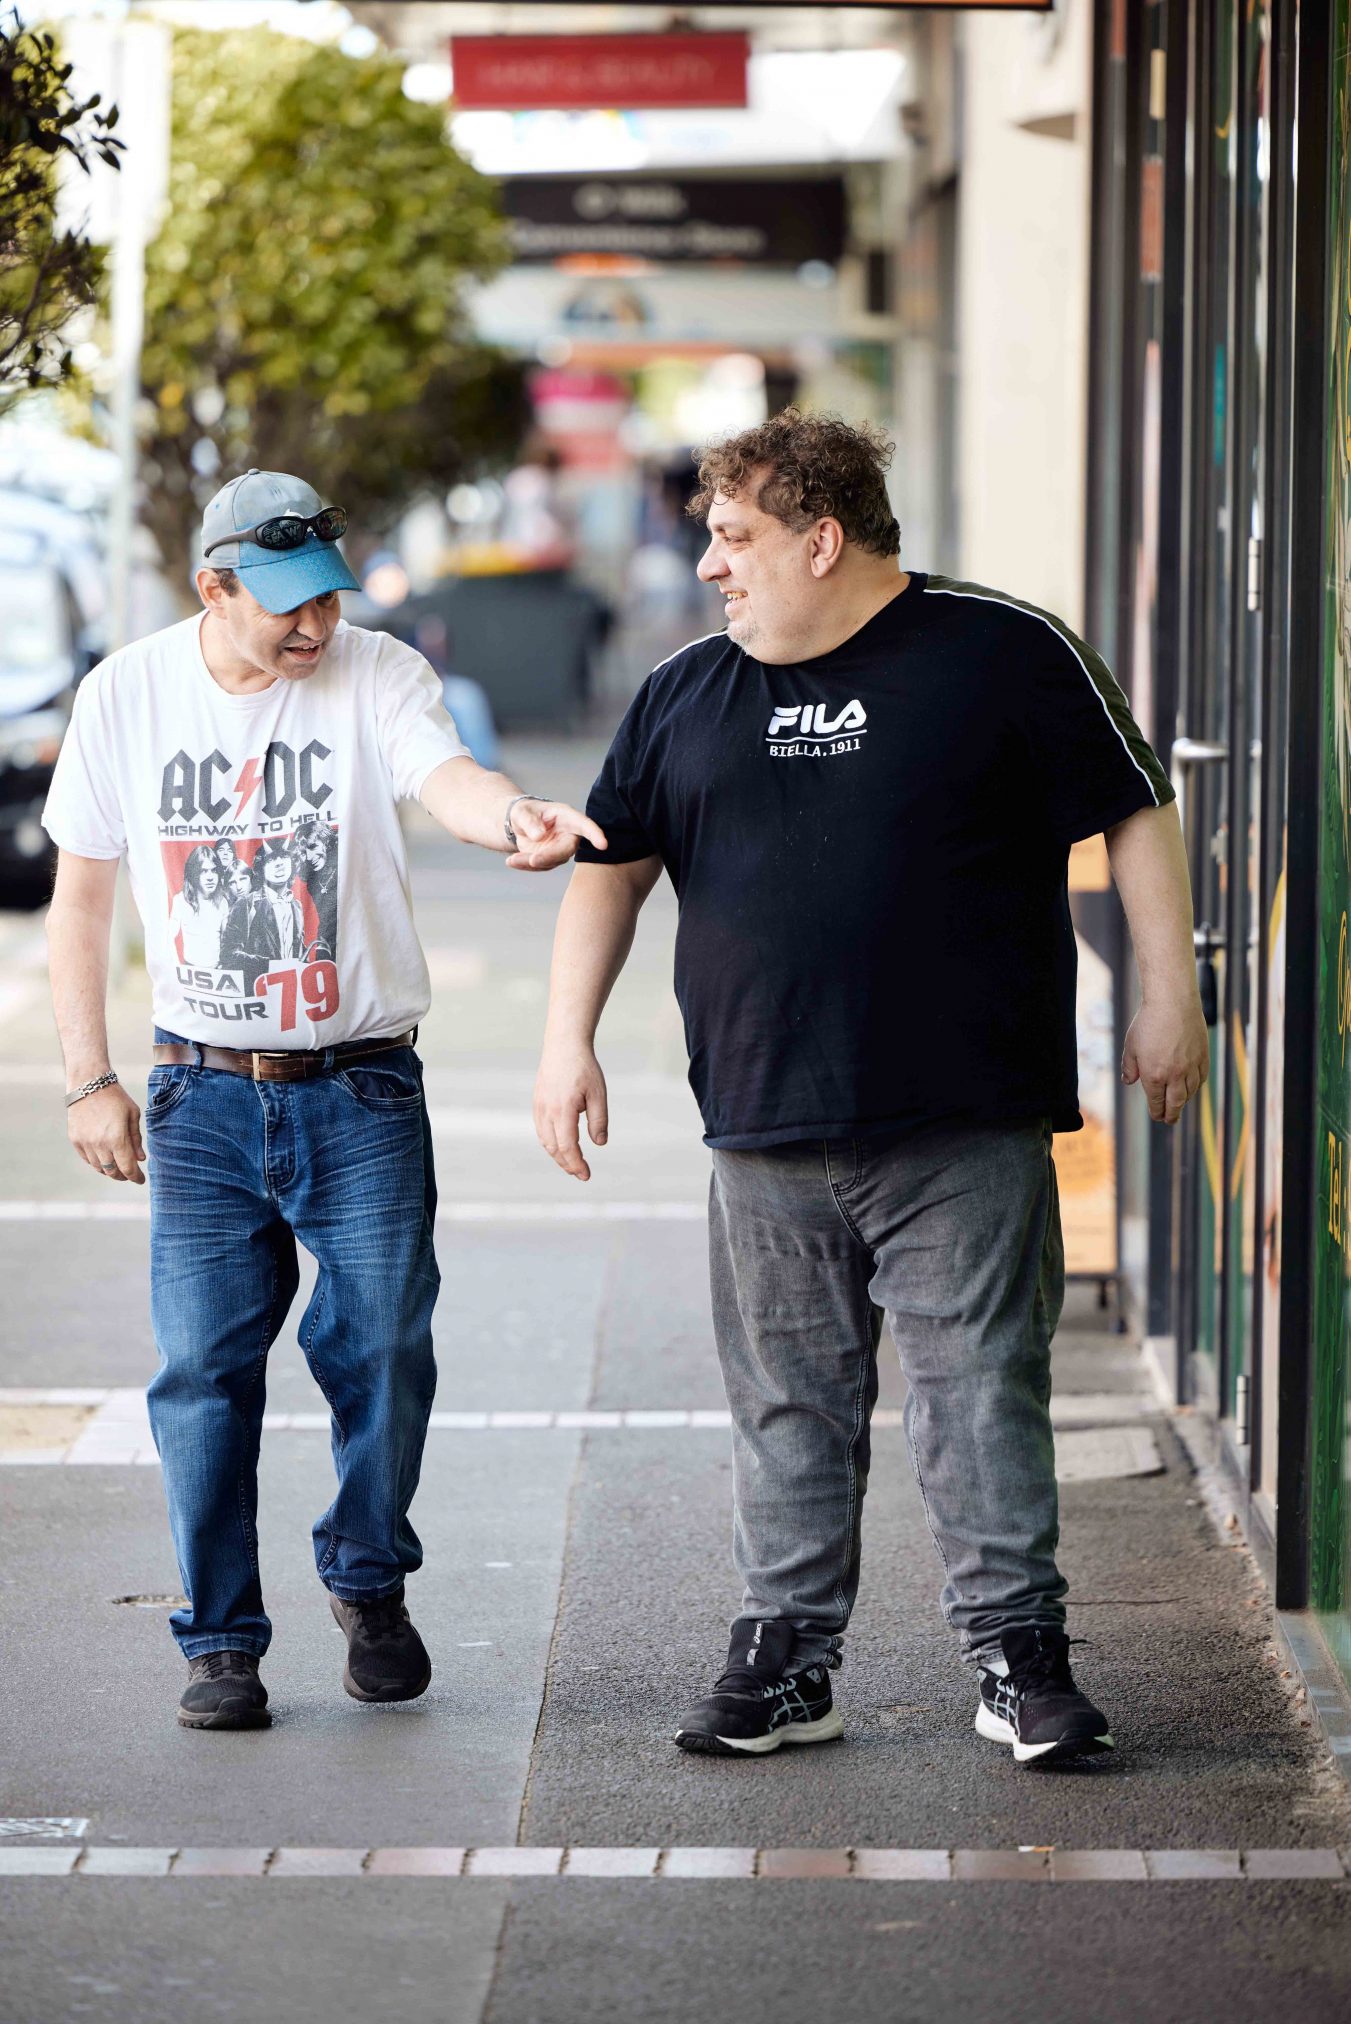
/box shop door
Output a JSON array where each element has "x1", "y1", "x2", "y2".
[
  {"x1": 1178, "y1": 0, "x2": 1273, "y2": 1460},
  {"x1": 1312, "y1": 0, "x2": 1351, "y2": 1685},
  {"x1": 1176, "y1": 0, "x2": 1236, "y2": 1412},
  {"x1": 1221, "y1": 0, "x2": 1275, "y2": 1461}
]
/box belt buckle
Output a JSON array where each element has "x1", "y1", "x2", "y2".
[{"x1": 252, "y1": 1050, "x2": 317, "y2": 1082}]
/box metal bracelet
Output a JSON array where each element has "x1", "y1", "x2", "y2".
[
  {"x1": 504, "y1": 793, "x2": 550, "y2": 850},
  {"x1": 65, "y1": 1070, "x2": 119, "y2": 1109}
]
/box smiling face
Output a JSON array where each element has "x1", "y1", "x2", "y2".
[
  {"x1": 695, "y1": 480, "x2": 839, "y2": 664},
  {"x1": 262, "y1": 851, "x2": 292, "y2": 889}
]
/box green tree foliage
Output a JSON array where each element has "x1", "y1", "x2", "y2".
[
  {"x1": 0, "y1": 10, "x2": 122, "y2": 412},
  {"x1": 139, "y1": 25, "x2": 527, "y2": 588}
]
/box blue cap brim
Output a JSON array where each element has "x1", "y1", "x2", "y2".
[{"x1": 235, "y1": 541, "x2": 362, "y2": 615}]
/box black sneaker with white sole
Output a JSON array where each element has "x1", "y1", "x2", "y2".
[
  {"x1": 674, "y1": 1617, "x2": 843, "y2": 1758},
  {"x1": 178, "y1": 1650, "x2": 271, "y2": 1731},
  {"x1": 975, "y1": 1626, "x2": 1113, "y2": 1765},
  {"x1": 329, "y1": 1586, "x2": 432, "y2": 1703}
]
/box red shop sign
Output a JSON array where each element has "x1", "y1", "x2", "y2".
[{"x1": 450, "y1": 33, "x2": 750, "y2": 112}]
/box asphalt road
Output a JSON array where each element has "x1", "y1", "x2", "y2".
[{"x1": 2, "y1": 734, "x2": 1349, "y2": 2024}]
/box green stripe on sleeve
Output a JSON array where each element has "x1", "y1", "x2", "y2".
[{"x1": 924, "y1": 574, "x2": 1174, "y2": 807}]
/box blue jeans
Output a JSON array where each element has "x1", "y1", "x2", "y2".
[
  {"x1": 145, "y1": 1032, "x2": 439, "y2": 1658},
  {"x1": 709, "y1": 1118, "x2": 1066, "y2": 1670}
]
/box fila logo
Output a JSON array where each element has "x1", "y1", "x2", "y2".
[{"x1": 766, "y1": 700, "x2": 868, "y2": 742}]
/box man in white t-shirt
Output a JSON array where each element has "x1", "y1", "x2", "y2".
[{"x1": 43, "y1": 468, "x2": 606, "y2": 1732}]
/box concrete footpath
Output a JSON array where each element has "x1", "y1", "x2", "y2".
[{"x1": 2, "y1": 734, "x2": 1349, "y2": 2024}]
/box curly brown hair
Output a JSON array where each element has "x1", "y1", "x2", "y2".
[{"x1": 687, "y1": 408, "x2": 900, "y2": 557}]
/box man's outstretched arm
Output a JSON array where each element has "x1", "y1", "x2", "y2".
[
  {"x1": 1104, "y1": 800, "x2": 1209, "y2": 1125},
  {"x1": 534, "y1": 856, "x2": 664, "y2": 1180},
  {"x1": 419, "y1": 757, "x2": 606, "y2": 871}
]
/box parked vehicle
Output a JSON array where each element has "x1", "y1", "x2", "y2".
[{"x1": 0, "y1": 499, "x2": 103, "y2": 907}]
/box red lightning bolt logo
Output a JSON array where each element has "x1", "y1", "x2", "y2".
[{"x1": 233, "y1": 756, "x2": 264, "y2": 822}]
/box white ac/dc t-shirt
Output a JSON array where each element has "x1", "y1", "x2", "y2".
[{"x1": 42, "y1": 615, "x2": 469, "y2": 1049}]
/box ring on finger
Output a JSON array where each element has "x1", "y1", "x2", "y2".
[{"x1": 100, "y1": 1162, "x2": 118, "y2": 1172}]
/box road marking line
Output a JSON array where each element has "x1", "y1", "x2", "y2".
[
  {"x1": 760, "y1": 1848, "x2": 851, "y2": 1879},
  {"x1": 1241, "y1": 1848, "x2": 1346, "y2": 1878},
  {"x1": 172, "y1": 1848, "x2": 273, "y2": 1877},
  {"x1": 0, "y1": 1394, "x2": 1161, "y2": 1475},
  {"x1": 0, "y1": 1844, "x2": 1343, "y2": 1881},
  {"x1": 367, "y1": 1847, "x2": 466, "y2": 1876},
  {"x1": 854, "y1": 1849, "x2": 951, "y2": 1880},
  {"x1": 76, "y1": 1847, "x2": 176, "y2": 1877},
  {"x1": 1144, "y1": 1850, "x2": 1243, "y2": 1880},
  {"x1": 269, "y1": 1848, "x2": 367, "y2": 1878},
  {"x1": 660, "y1": 1847, "x2": 756, "y2": 1878},
  {"x1": 426, "y1": 1108, "x2": 690, "y2": 1145},
  {"x1": 563, "y1": 1848, "x2": 661, "y2": 1877},
  {"x1": 0, "y1": 1200, "x2": 151, "y2": 1221},
  {"x1": 0, "y1": 1200, "x2": 708, "y2": 1224},
  {"x1": 0, "y1": 928, "x2": 49, "y2": 1028},
  {"x1": 467, "y1": 1847, "x2": 564, "y2": 1876},
  {"x1": 0, "y1": 1388, "x2": 107, "y2": 1405}
]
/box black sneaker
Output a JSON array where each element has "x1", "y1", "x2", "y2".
[
  {"x1": 975, "y1": 1626, "x2": 1113, "y2": 1765},
  {"x1": 329, "y1": 1586, "x2": 432, "y2": 1703},
  {"x1": 178, "y1": 1651, "x2": 271, "y2": 1731},
  {"x1": 674, "y1": 1618, "x2": 843, "y2": 1758}
]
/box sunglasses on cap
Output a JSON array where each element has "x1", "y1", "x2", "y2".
[{"x1": 204, "y1": 506, "x2": 348, "y2": 558}]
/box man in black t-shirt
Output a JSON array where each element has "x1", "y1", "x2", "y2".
[{"x1": 535, "y1": 410, "x2": 1208, "y2": 1767}]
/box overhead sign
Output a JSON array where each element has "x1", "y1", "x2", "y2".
[
  {"x1": 450, "y1": 34, "x2": 750, "y2": 112},
  {"x1": 503, "y1": 177, "x2": 846, "y2": 266}
]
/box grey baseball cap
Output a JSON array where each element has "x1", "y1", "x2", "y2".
[{"x1": 199, "y1": 468, "x2": 361, "y2": 614}]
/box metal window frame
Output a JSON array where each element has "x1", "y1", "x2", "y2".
[
  {"x1": 1147, "y1": 0, "x2": 1201, "y2": 1356},
  {"x1": 1086, "y1": 0, "x2": 1146, "y2": 1331},
  {"x1": 1274, "y1": 0, "x2": 1333, "y2": 1612}
]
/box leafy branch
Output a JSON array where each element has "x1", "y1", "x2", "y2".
[{"x1": 0, "y1": 8, "x2": 124, "y2": 407}]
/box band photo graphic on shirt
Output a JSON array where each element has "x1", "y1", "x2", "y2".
[{"x1": 160, "y1": 818, "x2": 340, "y2": 1033}]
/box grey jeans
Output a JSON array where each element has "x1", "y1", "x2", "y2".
[{"x1": 708, "y1": 1118, "x2": 1067, "y2": 1668}]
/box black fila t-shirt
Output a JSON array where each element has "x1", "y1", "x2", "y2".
[{"x1": 576, "y1": 572, "x2": 1175, "y2": 1149}]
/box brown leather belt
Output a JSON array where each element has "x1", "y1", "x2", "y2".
[{"x1": 153, "y1": 1032, "x2": 415, "y2": 1083}]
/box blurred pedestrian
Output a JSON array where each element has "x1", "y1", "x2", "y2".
[
  {"x1": 43, "y1": 467, "x2": 605, "y2": 1733},
  {"x1": 413, "y1": 615, "x2": 501, "y2": 772},
  {"x1": 498, "y1": 437, "x2": 576, "y2": 570},
  {"x1": 534, "y1": 410, "x2": 1207, "y2": 1767}
]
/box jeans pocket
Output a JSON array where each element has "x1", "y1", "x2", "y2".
[
  {"x1": 145, "y1": 1065, "x2": 194, "y2": 1120},
  {"x1": 335, "y1": 1056, "x2": 423, "y2": 1108}
]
